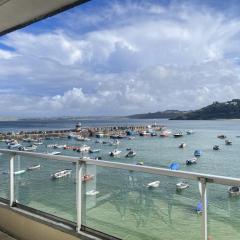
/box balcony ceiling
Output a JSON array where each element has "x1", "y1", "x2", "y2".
[{"x1": 0, "y1": 0, "x2": 88, "y2": 36}]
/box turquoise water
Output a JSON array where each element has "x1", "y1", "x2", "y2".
[{"x1": 0, "y1": 119, "x2": 240, "y2": 239}]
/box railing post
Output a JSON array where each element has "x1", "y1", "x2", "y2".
[
  {"x1": 200, "y1": 178, "x2": 208, "y2": 240},
  {"x1": 76, "y1": 159, "x2": 83, "y2": 232},
  {"x1": 9, "y1": 154, "x2": 15, "y2": 207}
]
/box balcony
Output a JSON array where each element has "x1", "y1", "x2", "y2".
[{"x1": 0, "y1": 149, "x2": 240, "y2": 240}]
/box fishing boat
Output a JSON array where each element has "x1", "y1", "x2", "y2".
[
  {"x1": 147, "y1": 180, "x2": 160, "y2": 188},
  {"x1": 228, "y1": 186, "x2": 240, "y2": 196},
  {"x1": 82, "y1": 174, "x2": 94, "y2": 182},
  {"x1": 27, "y1": 164, "x2": 41, "y2": 170},
  {"x1": 173, "y1": 132, "x2": 183, "y2": 138},
  {"x1": 126, "y1": 150, "x2": 136, "y2": 157},
  {"x1": 51, "y1": 169, "x2": 72, "y2": 179},
  {"x1": 89, "y1": 149, "x2": 101, "y2": 153},
  {"x1": 86, "y1": 190, "x2": 99, "y2": 196},
  {"x1": 225, "y1": 139, "x2": 232, "y2": 145},
  {"x1": 186, "y1": 158, "x2": 197, "y2": 165},
  {"x1": 179, "y1": 143, "x2": 186, "y2": 148},
  {"x1": 109, "y1": 149, "x2": 121, "y2": 156},
  {"x1": 213, "y1": 145, "x2": 220, "y2": 150},
  {"x1": 194, "y1": 149, "x2": 202, "y2": 157},
  {"x1": 176, "y1": 182, "x2": 189, "y2": 190},
  {"x1": 217, "y1": 134, "x2": 227, "y2": 139}
]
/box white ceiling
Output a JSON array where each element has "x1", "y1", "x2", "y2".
[{"x1": 0, "y1": 0, "x2": 88, "y2": 36}]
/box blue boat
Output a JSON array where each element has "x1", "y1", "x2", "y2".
[
  {"x1": 169, "y1": 162, "x2": 180, "y2": 170},
  {"x1": 194, "y1": 149, "x2": 202, "y2": 157}
]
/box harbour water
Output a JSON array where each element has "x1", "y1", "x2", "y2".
[{"x1": 0, "y1": 118, "x2": 240, "y2": 239}]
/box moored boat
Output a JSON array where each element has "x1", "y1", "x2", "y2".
[
  {"x1": 173, "y1": 132, "x2": 183, "y2": 138},
  {"x1": 186, "y1": 130, "x2": 194, "y2": 135},
  {"x1": 176, "y1": 182, "x2": 189, "y2": 190},
  {"x1": 147, "y1": 180, "x2": 160, "y2": 188},
  {"x1": 186, "y1": 158, "x2": 197, "y2": 165},
  {"x1": 27, "y1": 164, "x2": 41, "y2": 170},
  {"x1": 213, "y1": 145, "x2": 220, "y2": 150},
  {"x1": 194, "y1": 149, "x2": 202, "y2": 157},
  {"x1": 228, "y1": 186, "x2": 240, "y2": 196},
  {"x1": 109, "y1": 149, "x2": 121, "y2": 156},
  {"x1": 89, "y1": 149, "x2": 101, "y2": 153},
  {"x1": 51, "y1": 169, "x2": 72, "y2": 179},
  {"x1": 126, "y1": 150, "x2": 136, "y2": 157},
  {"x1": 218, "y1": 134, "x2": 227, "y2": 139},
  {"x1": 179, "y1": 143, "x2": 186, "y2": 148},
  {"x1": 225, "y1": 139, "x2": 232, "y2": 145},
  {"x1": 78, "y1": 145, "x2": 91, "y2": 152}
]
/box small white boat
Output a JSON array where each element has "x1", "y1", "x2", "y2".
[
  {"x1": 179, "y1": 143, "x2": 186, "y2": 148},
  {"x1": 76, "y1": 136, "x2": 90, "y2": 141},
  {"x1": 109, "y1": 140, "x2": 120, "y2": 146},
  {"x1": 27, "y1": 164, "x2": 41, "y2": 170},
  {"x1": 20, "y1": 145, "x2": 37, "y2": 151},
  {"x1": 126, "y1": 150, "x2": 136, "y2": 157},
  {"x1": 47, "y1": 151, "x2": 61, "y2": 155},
  {"x1": 176, "y1": 182, "x2": 189, "y2": 190},
  {"x1": 89, "y1": 149, "x2": 101, "y2": 153},
  {"x1": 86, "y1": 190, "x2": 99, "y2": 196},
  {"x1": 186, "y1": 158, "x2": 197, "y2": 165},
  {"x1": 78, "y1": 145, "x2": 91, "y2": 152},
  {"x1": 51, "y1": 169, "x2": 72, "y2": 179},
  {"x1": 225, "y1": 140, "x2": 232, "y2": 145},
  {"x1": 109, "y1": 149, "x2": 121, "y2": 156},
  {"x1": 186, "y1": 130, "x2": 194, "y2": 135},
  {"x1": 53, "y1": 144, "x2": 67, "y2": 149},
  {"x1": 4, "y1": 170, "x2": 26, "y2": 175},
  {"x1": 8, "y1": 143, "x2": 21, "y2": 149},
  {"x1": 173, "y1": 132, "x2": 183, "y2": 138},
  {"x1": 147, "y1": 180, "x2": 160, "y2": 188},
  {"x1": 228, "y1": 186, "x2": 240, "y2": 196}
]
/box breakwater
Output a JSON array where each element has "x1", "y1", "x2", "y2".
[{"x1": 0, "y1": 124, "x2": 164, "y2": 140}]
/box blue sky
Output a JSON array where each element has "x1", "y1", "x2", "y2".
[{"x1": 1, "y1": 0, "x2": 240, "y2": 117}]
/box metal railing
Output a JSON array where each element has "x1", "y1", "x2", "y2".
[{"x1": 1, "y1": 148, "x2": 240, "y2": 240}]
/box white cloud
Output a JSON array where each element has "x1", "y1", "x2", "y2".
[{"x1": 1, "y1": 1, "x2": 240, "y2": 116}]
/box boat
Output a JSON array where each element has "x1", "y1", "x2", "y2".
[
  {"x1": 47, "y1": 151, "x2": 61, "y2": 155},
  {"x1": 136, "y1": 161, "x2": 144, "y2": 165},
  {"x1": 53, "y1": 144, "x2": 67, "y2": 149},
  {"x1": 89, "y1": 149, "x2": 101, "y2": 153},
  {"x1": 173, "y1": 132, "x2": 183, "y2": 138},
  {"x1": 76, "y1": 136, "x2": 90, "y2": 141},
  {"x1": 139, "y1": 131, "x2": 151, "y2": 137},
  {"x1": 169, "y1": 162, "x2": 180, "y2": 170},
  {"x1": 86, "y1": 190, "x2": 99, "y2": 196},
  {"x1": 109, "y1": 140, "x2": 120, "y2": 146},
  {"x1": 128, "y1": 136, "x2": 135, "y2": 140},
  {"x1": 82, "y1": 174, "x2": 94, "y2": 182},
  {"x1": 126, "y1": 150, "x2": 136, "y2": 157},
  {"x1": 186, "y1": 130, "x2": 194, "y2": 135},
  {"x1": 176, "y1": 182, "x2": 189, "y2": 190},
  {"x1": 228, "y1": 186, "x2": 240, "y2": 196},
  {"x1": 18, "y1": 145, "x2": 37, "y2": 151},
  {"x1": 109, "y1": 149, "x2": 121, "y2": 156},
  {"x1": 78, "y1": 145, "x2": 91, "y2": 152},
  {"x1": 194, "y1": 149, "x2": 202, "y2": 157},
  {"x1": 186, "y1": 158, "x2": 197, "y2": 165},
  {"x1": 218, "y1": 134, "x2": 227, "y2": 139},
  {"x1": 225, "y1": 140, "x2": 232, "y2": 145},
  {"x1": 179, "y1": 143, "x2": 186, "y2": 148},
  {"x1": 213, "y1": 145, "x2": 220, "y2": 150},
  {"x1": 151, "y1": 132, "x2": 157, "y2": 136},
  {"x1": 51, "y1": 169, "x2": 72, "y2": 179},
  {"x1": 4, "y1": 170, "x2": 26, "y2": 175},
  {"x1": 147, "y1": 180, "x2": 160, "y2": 188},
  {"x1": 160, "y1": 130, "x2": 171, "y2": 137},
  {"x1": 27, "y1": 164, "x2": 41, "y2": 170},
  {"x1": 7, "y1": 142, "x2": 21, "y2": 149}
]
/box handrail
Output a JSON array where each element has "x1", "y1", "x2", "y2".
[{"x1": 1, "y1": 148, "x2": 240, "y2": 186}]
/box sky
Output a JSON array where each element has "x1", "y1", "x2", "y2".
[{"x1": 1, "y1": 0, "x2": 240, "y2": 117}]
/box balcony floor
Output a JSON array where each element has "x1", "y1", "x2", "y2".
[{"x1": 0, "y1": 231, "x2": 16, "y2": 240}]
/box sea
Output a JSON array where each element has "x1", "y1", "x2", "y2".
[{"x1": 0, "y1": 118, "x2": 240, "y2": 240}]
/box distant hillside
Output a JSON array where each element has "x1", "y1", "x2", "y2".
[
  {"x1": 171, "y1": 99, "x2": 240, "y2": 120},
  {"x1": 128, "y1": 110, "x2": 187, "y2": 119}
]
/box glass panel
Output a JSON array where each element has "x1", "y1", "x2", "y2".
[
  {"x1": 83, "y1": 165, "x2": 202, "y2": 240},
  {"x1": 208, "y1": 183, "x2": 240, "y2": 240},
  {"x1": 0, "y1": 153, "x2": 10, "y2": 199},
  {"x1": 14, "y1": 155, "x2": 76, "y2": 221}
]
